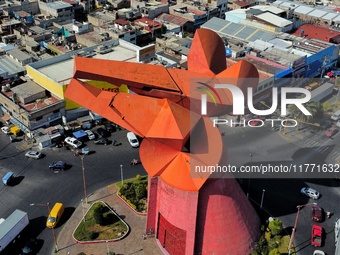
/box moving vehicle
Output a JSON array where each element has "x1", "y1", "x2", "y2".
[
  {"x1": 64, "y1": 137, "x2": 82, "y2": 148},
  {"x1": 21, "y1": 237, "x2": 38, "y2": 254},
  {"x1": 127, "y1": 132, "x2": 139, "y2": 148},
  {"x1": 0, "y1": 209, "x2": 29, "y2": 252},
  {"x1": 85, "y1": 130, "x2": 95, "y2": 140},
  {"x1": 300, "y1": 187, "x2": 320, "y2": 199},
  {"x1": 331, "y1": 110, "x2": 340, "y2": 121},
  {"x1": 325, "y1": 127, "x2": 339, "y2": 137},
  {"x1": 46, "y1": 202, "x2": 64, "y2": 228},
  {"x1": 311, "y1": 225, "x2": 323, "y2": 247},
  {"x1": 2, "y1": 171, "x2": 14, "y2": 186},
  {"x1": 49, "y1": 161, "x2": 66, "y2": 170},
  {"x1": 313, "y1": 250, "x2": 325, "y2": 255},
  {"x1": 94, "y1": 137, "x2": 110, "y2": 145},
  {"x1": 311, "y1": 82, "x2": 333, "y2": 102},
  {"x1": 25, "y1": 150, "x2": 42, "y2": 159},
  {"x1": 312, "y1": 205, "x2": 324, "y2": 222}
]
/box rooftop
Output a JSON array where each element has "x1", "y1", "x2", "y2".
[{"x1": 293, "y1": 24, "x2": 340, "y2": 42}]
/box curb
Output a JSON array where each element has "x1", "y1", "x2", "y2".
[
  {"x1": 72, "y1": 200, "x2": 130, "y2": 244},
  {"x1": 116, "y1": 193, "x2": 147, "y2": 216}
]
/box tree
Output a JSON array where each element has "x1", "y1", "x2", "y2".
[
  {"x1": 268, "y1": 219, "x2": 283, "y2": 236},
  {"x1": 269, "y1": 248, "x2": 281, "y2": 255},
  {"x1": 288, "y1": 101, "x2": 322, "y2": 130}
]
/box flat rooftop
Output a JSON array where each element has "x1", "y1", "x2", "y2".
[{"x1": 34, "y1": 44, "x2": 138, "y2": 85}]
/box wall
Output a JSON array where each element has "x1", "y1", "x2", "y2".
[{"x1": 156, "y1": 179, "x2": 198, "y2": 255}]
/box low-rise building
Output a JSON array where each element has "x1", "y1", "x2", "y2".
[{"x1": 0, "y1": 79, "x2": 65, "y2": 132}]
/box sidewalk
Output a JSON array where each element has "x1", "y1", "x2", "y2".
[{"x1": 54, "y1": 184, "x2": 162, "y2": 255}]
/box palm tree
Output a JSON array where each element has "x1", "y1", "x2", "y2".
[{"x1": 288, "y1": 101, "x2": 322, "y2": 130}]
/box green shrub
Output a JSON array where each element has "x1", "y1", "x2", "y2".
[
  {"x1": 93, "y1": 206, "x2": 106, "y2": 225},
  {"x1": 86, "y1": 231, "x2": 98, "y2": 240},
  {"x1": 268, "y1": 219, "x2": 283, "y2": 236},
  {"x1": 269, "y1": 248, "x2": 280, "y2": 255},
  {"x1": 108, "y1": 252, "x2": 115, "y2": 255},
  {"x1": 265, "y1": 231, "x2": 271, "y2": 241},
  {"x1": 135, "y1": 174, "x2": 141, "y2": 181}
]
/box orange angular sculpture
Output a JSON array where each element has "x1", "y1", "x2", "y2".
[{"x1": 65, "y1": 28, "x2": 261, "y2": 255}]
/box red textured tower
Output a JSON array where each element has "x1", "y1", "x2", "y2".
[{"x1": 65, "y1": 28, "x2": 261, "y2": 255}]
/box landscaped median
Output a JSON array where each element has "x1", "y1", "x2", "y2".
[
  {"x1": 116, "y1": 174, "x2": 148, "y2": 216},
  {"x1": 72, "y1": 201, "x2": 129, "y2": 244}
]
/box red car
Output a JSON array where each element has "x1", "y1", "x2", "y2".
[
  {"x1": 325, "y1": 127, "x2": 339, "y2": 138},
  {"x1": 311, "y1": 225, "x2": 323, "y2": 247},
  {"x1": 249, "y1": 118, "x2": 265, "y2": 126},
  {"x1": 312, "y1": 206, "x2": 324, "y2": 222}
]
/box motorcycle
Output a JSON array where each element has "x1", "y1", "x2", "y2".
[
  {"x1": 131, "y1": 159, "x2": 141, "y2": 165},
  {"x1": 112, "y1": 140, "x2": 122, "y2": 146}
]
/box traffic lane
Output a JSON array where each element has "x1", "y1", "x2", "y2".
[
  {"x1": 0, "y1": 129, "x2": 146, "y2": 254},
  {"x1": 223, "y1": 126, "x2": 338, "y2": 254}
]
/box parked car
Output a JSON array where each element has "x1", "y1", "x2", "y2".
[
  {"x1": 94, "y1": 137, "x2": 110, "y2": 145},
  {"x1": 25, "y1": 150, "x2": 42, "y2": 159},
  {"x1": 49, "y1": 161, "x2": 66, "y2": 170},
  {"x1": 311, "y1": 225, "x2": 323, "y2": 247},
  {"x1": 21, "y1": 238, "x2": 38, "y2": 254},
  {"x1": 312, "y1": 205, "x2": 324, "y2": 222},
  {"x1": 105, "y1": 123, "x2": 116, "y2": 132},
  {"x1": 85, "y1": 130, "x2": 95, "y2": 140},
  {"x1": 301, "y1": 187, "x2": 320, "y2": 199},
  {"x1": 325, "y1": 127, "x2": 339, "y2": 137},
  {"x1": 64, "y1": 137, "x2": 82, "y2": 148},
  {"x1": 127, "y1": 132, "x2": 139, "y2": 147},
  {"x1": 1, "y1": 126, "x2": 11, "y2": 134},
  {"x1": 313, "y1": 250, "x2": 325, "y2": 255},
  {"x1": 97, "y1": 128, "x2": 110, "y2": 138}
]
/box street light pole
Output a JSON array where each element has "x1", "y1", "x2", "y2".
[
  {"x1": 288, "y1": 202, "x2": 317, "y2": 255},
  {"x1": 106, "y1": 240, "x2": 109, "y2": 254},
  {"x1": 120, "y1": 164, "x2": 123, "y2": 185},
  {"x1": 76, "y1": 153, "x2": 88, "y2": 204},
  {"x1": 30, "y1": 203, "x2": 58, "y2": 252},
  {"x1": 81, "y1": 199, "x2": 85, "y2": 222},
  {"x1": 260, "y1": 189, "x2": 265, "y2": 209},
  {"x1": 247, "y1": 153, "x2": 253, "y2": 198}
]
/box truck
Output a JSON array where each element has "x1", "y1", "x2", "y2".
[
  {"x1": 310, "y1": 82, "x2": 334, "y2": 102},
  {"x1": 336, "y1": 219, "x2": 340, "y2": 255},
  {"x1": 0, "y1": 209, "x2": 29, "y2": 253},
  {"x1": 311, "y1": 224, "x2": 323, "y2": 247}
]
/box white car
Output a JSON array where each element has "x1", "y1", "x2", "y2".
[
  {"x1": 313, "y1": 250, "x2": 325, "y2": 255},
  {"x1": 300, "y1": 187, "x2": 320, "y2": 200},
  {"x1": 85, "y1": 130, "x2": 95, "y2": 140},
  {"x1": 25, "y1": 150, "x2": 42, "y2": 159},
  {"x1": 1, "y1": 126, "x2": 11, "y2": 135},
  {"x1": 64, "y1": 137, "x2": 82, "y2": 148},
  {"x1": 127, "y1": 132, "x2": 139, "y2": 148}
]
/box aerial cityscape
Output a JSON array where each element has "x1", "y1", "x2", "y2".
[{"x1": 0, "y1": 0, "x2": 340, "y2": 254}]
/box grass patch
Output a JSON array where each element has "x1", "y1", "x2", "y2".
[
  {"x1": 74, "y1": 201, "x2": 128, "y2": 241},
  {"x1": 117, "y1": 174, "x2": 148, "y2": 213}
]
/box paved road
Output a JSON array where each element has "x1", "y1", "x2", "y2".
[
  {"x1": 0, "y1": 129, "x2": 147, "y2": 255},
  {"x1": 220, "y1": 122, "x2": 340, "y2": 255}
]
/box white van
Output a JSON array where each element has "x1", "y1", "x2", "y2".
[
  {"x1": 127, "y1": 132, "x2": 139, "y2": 148},
  {"x1": 331, "y1": 110, "x2": 340, "y2": 121}
]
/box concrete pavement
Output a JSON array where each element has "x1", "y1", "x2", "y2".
[{"x1": 54, "y1": 184, "x2": 162, "y2": 255}]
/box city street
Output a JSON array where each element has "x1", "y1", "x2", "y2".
[
  {"x1": 1, "y1": 120, "x2": 340, "y2": 255},
  {"x1": 221, "y1": 123, "x2": 340, "y2": 255},
  {"x1": 0, "y1": 128, "x2": 146, "y2": 254}
]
